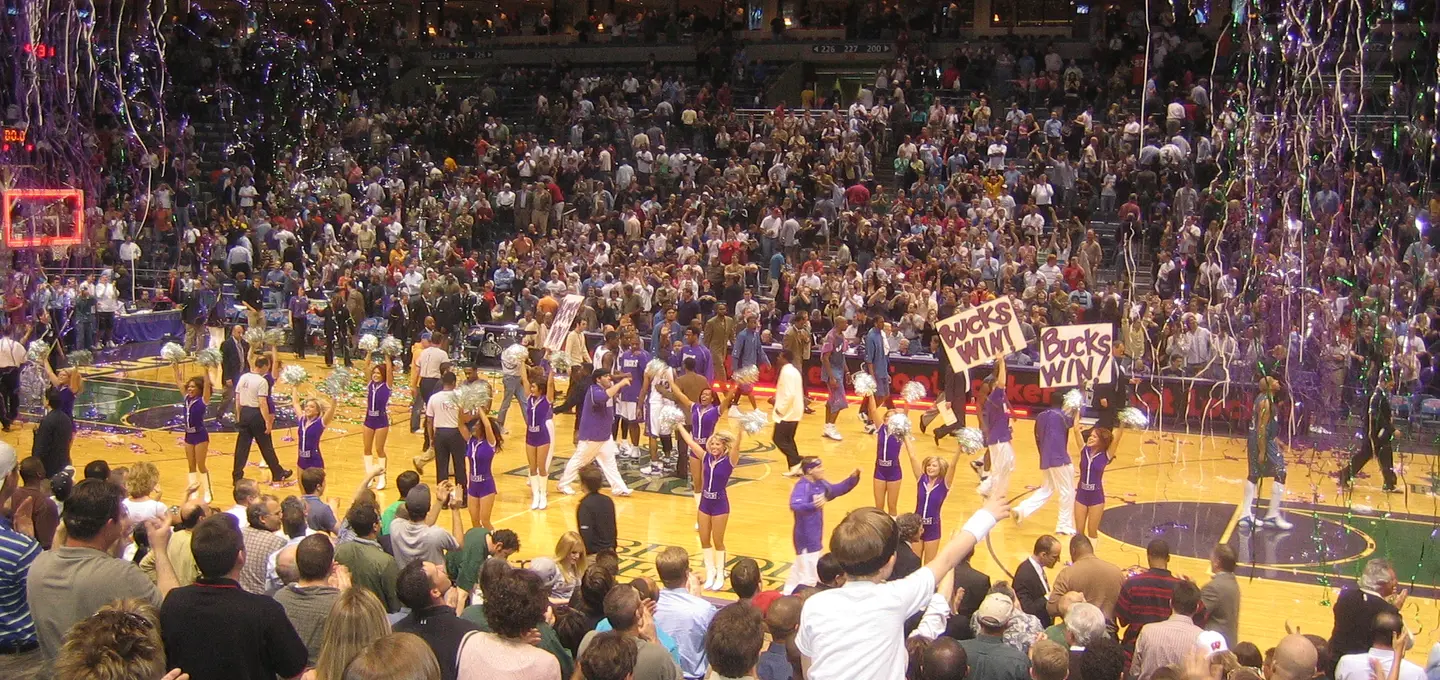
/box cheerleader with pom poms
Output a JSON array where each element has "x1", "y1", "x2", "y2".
[
  {"x1": 519, "y1": 358, "x2": 557, "y2": 510},
  {"x1": 172, "y1": 361, "x2": 214, "y2": 502}
]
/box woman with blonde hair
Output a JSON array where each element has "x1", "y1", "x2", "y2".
[
  {"x1": 342, "y1": 633, "x2": 441, "y2": 680},
  {"x1": 552, "y1": 531, "x2": 587, "y2": 601},
  {"x1": 305, "y1": 588, "x2": 392, "y2": 680},
  {"x1": 52, "y1": 598, "x2": 179, "y2": 680},
  {"x1": 905, "y1": 442, "x2": 962, "y2": 562}
]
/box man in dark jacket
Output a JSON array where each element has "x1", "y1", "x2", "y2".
[{"x1": 576, "y1": 467, "x2": 616, "y2": 556}]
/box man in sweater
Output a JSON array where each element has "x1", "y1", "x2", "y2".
[{"x1": 273, "y1": 534, "x2": 343, "y2": 665}]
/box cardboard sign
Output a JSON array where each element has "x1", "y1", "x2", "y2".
[
  {"x1": 935, "y1": 297, "x2": 1026, "y2": 372},
  {"x1": 544, "y1": 295, "x2": 586, "y2": 352},
  {"x1": 1037, "y1": 323, "x2": 1114, "y2": 388}
]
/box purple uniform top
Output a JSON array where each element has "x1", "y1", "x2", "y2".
[
  {"x1": 296, "y1": 416, "x2": 325, "y2": 469},
  {"x1": 466, "y1": 437, "x2": 497, "y2": 496},
  {"x1": 578, "y1": 384, "x2": 616, "y2": 442},
  {"x1": 874, "y1": 424, "x2": 903, "y2": 481},
  {"x1": 916, "y1": 473, "x2": 950, "y2": 541},
  {"x1": 691, "y1": 404, "x2": 720, "y2": 442},
  {"x1": 366, "y1": 381, "x2": 391, "y2": 418},
  {"x1": 680, "y1": 343, "x2": 713, "y2": 380},
  {"x1": 789, "y1": 473, "x2": 861, "y2": 553},
  {"x1": 1033, "y1": 409, "x2": 1072, "y2": 469},
  {"x1": 184, "y1": 396, "x2": 207, "y2": 433},
  {"x1": 56, "y1": 386, "x2": 75, "y2": 418},
  {"x1": 617, "y1": 350, "x2": 650, "y2": 402},
  {"x1": 982, "y1": 387, "x2": 1011, "y2": 445},
  {"x1": 1078, "y1": 446, "x2": 1109, "y2": 494}
]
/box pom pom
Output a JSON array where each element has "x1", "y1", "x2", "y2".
[
  {"x1": 67, "y1": 350, "x2": 94, "y2": 368},
  {"x1": 852, "y1": 372, "x2": 877, "y2": 397},
  {"x1": 548, "y1": 351, "x2": 572, "y2": 375},
  {"x1": 501, "y1": 344, "x2": 528, "y2": 368},
  {"x1": 654, "y1": 403, "x2": 686, "y2": 432},
  {"x1": 195, "y1": 348, "x2": 223, "y2": 367},
  {"x1": 739, "y1": 409, "x2": 769, "y2": 434},
  {"x1": 243, "y1": 328, "x2": 266, "y2": 345},
  {"x1": 379, "y1": 336, "x2": 403, "y2": 356},
  {"x1": 280, "y1": 365, "x2": 309, "y2": 386},
  {"x1": 956, "y1": 427, "x2": 986, "y2": 454},
  {"x1": 733, "y1": 365, "x2": 760, "y2": 385},
  {"x1": 391, "y1": 359, "x2": 404, "y2": 372},
  {"x1": 901, "y1": 381, "x2": 927, "y2": 403},
  {"x1": 357, "y1": 334, "x2": 379, "y2": 352},
  {"x1": 161, "y1": 342, "x2": 187, "y2": 363},
  {"x1": 1118, "y1": 407, "x2": 1149, "y2": 429},
  {"x1": 318, "y1": 367, "x2": 353, "y2": 397},
  {"x1": 885, "y1": 411, "x2": 913, "y2": 439},
  {"x1": 453, "y1": 381, "x2": 493, "y2": 413},
  {"x1": 646, "y1": 358, "x2": 670, "y2": 377},
  {"x1": 1063, "y1": 389, "x2": 1085, "y2": 412},
  {"x1": 265, "y1": 328, "x2": 287, "y2": 348}
]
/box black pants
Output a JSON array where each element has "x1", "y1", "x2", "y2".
[
  {"x1": 773, "y1": 420, "x2": 800, "y2": 468},
  {"x1": 0, "y1": 367, "x2": 18, "y2": 426},
  {"x1": 234, "y1": 406, "x2": 288, "y2": 482},
  {"x1": 97, "y1": 312, "x2": 116, "y2": 345},
  {"x1": 433, "y1": 427, "x2": 467, "y2": 485},
  {"x1": 417, "y1": 377, "x2": 440, "y2": 450},
  {"x1": 292, "y1": 319, "x2": 307, "y2": 358},
  {"x1": 325, "y1": 321, "x2": 351, "y2": 367},
  {"x1": 1344, "y1": 438, "x2": 1397, "y2": 489}
]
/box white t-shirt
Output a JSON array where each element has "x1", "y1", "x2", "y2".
[
  {"x1": 124, "y1": 498, "x2": 168, "y2": 525},
  {"x1": 796, "y1": 568, "x2": 937, "y2": 679},
  {"x1": 425, "y1": 390, "x2": 461, "y2": 428},
  {"x1": 417, "y1": 346, "x2": 449, "y2": 379},
  {"x1": 236, "y1": 372, "x2": 270, "y2": 408}
]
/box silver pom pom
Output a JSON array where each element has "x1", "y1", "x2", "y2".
[
  {"x1": 956, "y1": 427, "x2": 986, "y2": 454},
  {"x1": 243, "y1": 327, "x2": 266, "y2": 345},
  {"x1": 501, "y1": 344, "x2": 529, "y2": 368},
  {"x1": 195, "y1": 348, "x2": 223, "y2": 367},
  {"x1": 392, "y1": 359, "x2": 404, "y2": 372},
  {"x1": 67, "y1": 350, "x2": 94, "y2": 368},
  {"x1": 1063, "y1": 389, "x2": 1085, "y2": 413},
  {"x1": 646, "y1": 358, "x2": 670, "y2": 377},
  {"x1": 901, "y1": 381, "x2": 927, "y2": 403},
  {"x1": 357, "y1": 334, "x2": 379, "y2": 352},
  {"x1": 379, "y1": 336, "x2": 403, "y2": 356},
  {"x1": 852, "y1": 372, "x2": 877, "y2": 397},
  {"x1": 885, "y1": 411, "x2": 913, "y2": 439},
  {"x1": 739, "y1": 409, "x2": 769, "y2": 434},
  {"x1": 733, "y1": 365, "x2": 760, "y2": 385},
  {"x1": 453, "y1": 382, "x2": 493, "y2": 413},
  {"x1": 25, "y1": 341, "x2": 49, "y2": 364},
  {"x1": 548, "y1": 351, "x2": 572, "y2": 375},
  {"x1": 280, "y1": 365, "x2": 309, "y2": 385},
  {"x1": 318, "y1": 367, "x2": 353, "y2": 397},
  {"x1": 655, "y1": 403, "x2": 686, "y2": 432},
  {"x1": 265, "y1": 328, "x2": 287, "y2": 347},
  {"x1": 1118, "y1": 407, "x2": 1149, "y2": 429},
  {"x1": 160, "y1": 342, "x2": 187, "y2": 363}
]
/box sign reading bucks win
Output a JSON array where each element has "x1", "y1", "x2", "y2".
[
  {"x1": 936, "y1": 297, "x2": 1026, "y2": 371},
  {"x1": 1037, "y1": 323, "x2": 1113, "y2": 387}
]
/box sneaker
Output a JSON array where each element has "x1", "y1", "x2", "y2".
[
  {"x1": 1236, "y1": 515, "x2": 1256, "y2": 530},
  {"x1": 822, "y1": 425, "x2": 843, "y2": 441},
  {"x1": 559, "y1": 484, "x2": 577, "y2": 495},
  {"x1": 1263, "y1": 515, "x2": 1294, "y2": 530},
  {"x1": 862, "y1": 423, "x2": 877, "y2": 435},
  {"x1": 642, "y1": 463, "x2": 662, "y2": 477},
  {"x1": 970, "y1": 459, "x2": 986, "y2": 474},
  {"x1": 1014, "y1": 509, "x2": 1026, "y2": 526},
  {"x1": 614, "y1": 488, "x2": 633, "y2": 497},
  {"x1": 976, "y1": 478, "x2": 992, "y2": 496},
  {"x1": 412, "y1": 456, "x2": 428, "y2": 473},
  {"x1": 1381, "y1": 486, "x2": 1402, "y2": 494}
]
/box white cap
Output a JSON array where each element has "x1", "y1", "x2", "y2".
[{"x1": 1196, "y1": 630, "x2": 1228, "y2": 655}]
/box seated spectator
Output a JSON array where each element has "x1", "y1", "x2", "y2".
[
  {"x1": 579, "y1": 583, "x2": 683, "y2": 680},
  {"x1": 393, "y1": 559, "x2": 480, "y2": 680},
  {"x1": 8, "y1": 456, "x2": 58, "y2": 549},
  {"x1": 703, "y1": 603, "x2": 765, "y2": 680},
  {"x1": 334, "y1": 501, "x2": 401, "y2": 612},
  {"x1": 758, "y1": 596, "x2": 801, "y2": 680},
  {"x1": 240, "y1": 494, "x2": 285, "y2": 594},
  {"x1": 654, "y1": 546, "x2": 717, "y2": 680},
  {"x1": 959, "y1": 593, "x2": 1032, "y2": 680},
  {"x1": 390, "y1": 484, "x2": 461, "y2": 570},
  {"x1": 1334, "y1": 612, "x2": 1424, "y2": 680},
  {"x1": 579, "y1": 631, "x2": 641, "y2": 680},
  {"x1": 462, "y1": 557, "x2": 574, "y2": 678},
  {"x1": 274, "y1": 534, "x2": 344, "y2": 665}
]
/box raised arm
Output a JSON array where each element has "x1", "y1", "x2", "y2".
[
  {"x1": 318, "y1": 393, "x2": 336, "y2": 426},
  {"x1": 673, "y1": 423, "x2": 706, "y2": 459},
  {"x1": 942, "y1": 442, "x2": 961, "y2": 486},
  {"x1": 906, "y1": 437, "x2": 923, "y2": 478}
]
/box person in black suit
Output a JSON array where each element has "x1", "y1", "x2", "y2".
[
  {"x1": 1328, "y1": 558, "x2": 1404, "y2": 668},
  {"x1": 1015, "y1": 535, "x2": 1063, "y2": 625},
  {"x1": 216, "y1": 325, "x2": 250, "y2": 423},
  {"x1": 575, "y1": 467, "x2": 616, "y2": 556},
  {"x1": 946, "y1": 551, "x2": 993, "y2": 641}
]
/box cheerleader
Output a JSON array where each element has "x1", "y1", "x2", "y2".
[
  {"x1": 862, "y1": 395, "x2": 910, "y2": 516},
  {"x1": 519, "y1": 363, "x2": 556, "y2": 510},
  {"x1": 41, "y1": 344, "x2": 83, "y2": 417},
  {"x1": 459, "y1": 410, "x2": 503, "y2": 529},
  {"x1": 665, "y1": 384, "x2": 721, "y2": 509},
  {"x1": 906, "y1": 440, "x2": 962, "y2": 562},
  {"x1": 295, "y1": 392, "x2": 336, "y2": 471},
  {"x1": 173, "y1": 363, "x2": 214, "y2": 502},
  {"x1": 675, "y1": 422, "x2": 741, "y2": 591},
  {"x1": 1073, "y1": 425, "x2": 1124, "y2": 542},
  {"x1": 362, "y1": 358, "x2": 392, "y2": 489}
]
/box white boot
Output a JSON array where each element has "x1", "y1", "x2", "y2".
[
  {"x1": 1238, "y1": 480, "x2": 1258, "y2": 528},
  {"x1": 187, "y1": 471, "x2": 198, "y2": 492},
  {"x1": 537, "y1": 477, "x2": 549, "y2": 510},
  {"x1": 702, "y1": 548, "x2": 716, "y2": 590},
  {"x1": 375, "y1": 459, "x2": 387, "y2": 490},
  {"x1": 201, "y1": 473, "x2": 213, "y2": 503},
  {"x1": 1265, "y1": 481, "x2": 1293, "y2": 530},
  {"x1": 364, "y1": 454, "x2": 374, "y2": 475},
  {"x1": 712, "y1": 551, "x2": 727, "y2": 591}
]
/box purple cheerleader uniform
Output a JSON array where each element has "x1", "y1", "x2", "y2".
[
  {"x1": 466, "y1": 437, "x2": 496, "y2": 498},
  {"x1": 873, "y1": 424, "x2": 903, "y2": 482},
  {"x1": 183, "y1": 396, "x2": 209, "y2": 445},
  {"x1": 1076, "y1": 446, "x2": 1110, "y2": 507},
  {"x1": 916, "y1": 473, "x2": 950, "y2": 541},
  {"x1": 364, "y1": 381, "x2": 390, "y2": 429},
  {"x1": 524, "y1": 395, "x2": 553, "y2": 447},
  {"x1": 691, "y1": 404, "x2": 720, "y2": 443},
  {"x1": 296, "y1": 416, "x2": 325, "y2": 470},
  {"x1": 698, "y1": 451, "x2": 734, "y2": 516},
  {"x1": 56, "y1": 386, "x2": 75, "y2": 418},
  {"x1": 264, "y1": 374, "x2": 276, "y2": 413}
]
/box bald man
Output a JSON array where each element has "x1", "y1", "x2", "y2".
[
  {"x1": 919, "y1": 638, "x2": 970, "y2": 680},
  {"x1": 274, "y1": 544, "x2": 300, "y2": 590},
  {"x1": 759, "y1": 596, "x2": 802, "y2": 680},
  {"x1": 141, "y1": 497, "x2": 210, "y2": 586},
  {"x1": 1268, "y1": 634, "x2": 1320, "y2": 680}
]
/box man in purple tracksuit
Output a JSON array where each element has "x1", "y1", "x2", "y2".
[
  {"x1": 784, "y1": 456, "x2": 861, "y2": 593},
  {"x1": 1014, "y1": 396, "x2": 1080, "y2": 534},
  {"x1": 680, "y1": 327, "x2": 714, "y2": 381},
  {"x1": 557, "y1": 367, "x2": 633, "y2": 497}
]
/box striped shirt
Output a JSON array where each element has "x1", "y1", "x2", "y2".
[
  {"x1": 1116, "y1": 568, "x2": 1183, "y2": 662},
  {"x1": 1131, "y1": 614, "x2": 1206, "y2": 680},
  {"x1": 0, "y1": 518, "x2": 40, "y2": 646}
]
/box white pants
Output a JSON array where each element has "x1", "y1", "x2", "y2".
[
  {"x1": 784, "y1": 550, "x2": 821, "y2": 594},
  {"x1": 557, "y1": 438, "x2": 629, "y2": 493},
  {"x1": 1015, "y1": 465, "x2": 1076, "y2": 534},
  {"x1": 981, "y1": 441, "x2": 1016, "y2": 497}
]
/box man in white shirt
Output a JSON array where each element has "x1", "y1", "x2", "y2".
[
  {"x1": 413, "y1": 333, "x2": 451, "y2": 454},
  {"x1": 796, "y1": 496, "x2": 1009, "y2": 679},
  {"x1": 423, "y1": 373, "x2": 467, "y2": 503},
  {"x1": 1333, "y1": 612, "x2": 1424, "y2": 680},
  {"x1": 772, "y1": 350, "x2": 806, "y2": 476},
  {"x1": 0, "y1": 329, "x2": 26, "y2": 430},
  {"x1": 232, "y1": 355, "x2": 291, "y2": 484}
]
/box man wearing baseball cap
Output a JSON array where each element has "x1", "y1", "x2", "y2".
[{"x1": 957, "y1": 593, "x2": 1031, "y2": 680}]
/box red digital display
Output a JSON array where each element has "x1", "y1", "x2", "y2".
[
  {"x1": 2, "y1": 188, "x2": 85, "y2": 248},
  {"x1": 2, "y1": 127, "x2": 26, "y2": 144},
  {"x1": 22, "y1": 44, "x2": 56, "y2": 59}
]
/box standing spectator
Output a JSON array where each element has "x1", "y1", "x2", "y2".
[
  {"x1": 1329, "y1": 559, "x2": 1403, "y2": 663},
  {"x1": 1115, "y1": 540, "x2": 1184, "y2": 662},
  {"x1": 771, "y1": 349, "x2": 805, "y2": 476},
  {"x1": 273, "y1": 534, "x2": 344, "y2": 666},
  {"x1": 159, "y1": 514, "x2": 309, "y2": 680},
  {"x1": 0, "y1": 329, "x2": 24, "y2": 430},
  {"x1": 7, "y1": 456, "x2": 58, "y2": 549},
  {"x1": 1013, "y1": 536, "x2": 1061, "y2": 624},
  {"x1": 0, "y1": 442, "x2": 42, "y2": 679},
  {"x1": 653, "y1": 547, "x2": 717, "y2": 680},
  {"x1": 1047, "y1": 535, "x2": 1124, "y2": 620},
  {"x1": 1129, "y1": 580, "x2": 1205, "y2": 680},
  {"x1": 577, "y1": 466, "x2": 617, "y2": 556},
  {"x1": 1333, "y1": 612, "x2": 1424, "y2": 680},
  {"x1": 393, "y1": 560, "x2": 481, "y2": 680},
  {"x1": 1200, "y1": 545, "x2": 1241, "y2": 648},
  {"x1": 32, "y1": 388, "x2": 74, "y2": 478}
]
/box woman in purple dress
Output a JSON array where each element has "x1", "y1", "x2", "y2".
[
  {"x1": 666, "y1": 383, "x2": 721, "y2": 504},
  {"x1": 907, "y1": 442, "x2": 962, "y2": 562},
  {"x1": 459, "y1": 410, "x2": 502, "y2": 530},
  {"x1": 1073, "y1": 425, "x2": 1123, "y2": 541},
  {"x1": 362, "y1": 359, "x2": 392, "y2": 489},
  {"x1": 519, "y1": 363, "x2": 556, "y2": 511},
  {"x1": 172, "y1": 363, "x2": 214, "y2": 502},
  {"x1": 41, "y1": 344, "x2": 83, "y2": 417},
  {"x1": 675, "y1": 421, "x2": 741, "y2": 591},
  {"x1": 862, "y1": 395, "x2": 910, "y2": 516},
  {"x1": 295, "y1": 393, "x2": 336, "y2": 471}
]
